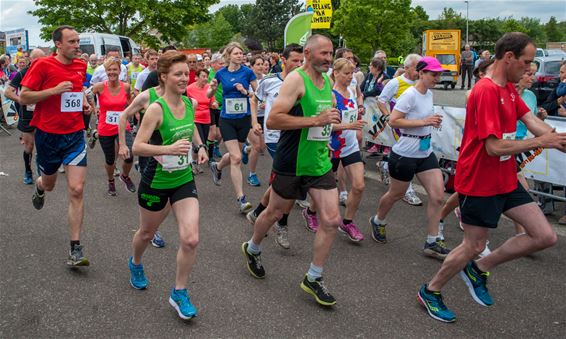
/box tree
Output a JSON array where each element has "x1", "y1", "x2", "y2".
[
  {"x1": 545, "y1": 16, "x2": 563, "y2": 42},
  {"x1": 500, "y1": 18, "x2": 527, "y2": 34},
  {"x1": 251, "y1": 0, "x2": 302, "y2": 51},
  {"x1": 29, "y1": 0, "x2": 219, "y2": 48},
  {"x1": 519, "y1": 17, "x2": 546, "y2": 45},
  {"x1": 184, "y1": 13, "x2": 233, "y2": 50},
  {"x1": 216, "y1": 4, "x2": 243, "y2": 35},
  {"x1": 332, "y1": 0, "x2": 416, "y2": 62}
]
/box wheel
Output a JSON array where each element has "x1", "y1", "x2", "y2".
[
  {"x1": 443, "y1": 82, "x2": 449, "y2": 90},
  {"x1": 451, "y1": 82, "x2": 456, "y2": 89}
]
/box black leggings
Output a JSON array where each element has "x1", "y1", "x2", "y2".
[{"x1": 99, "y1": 133, "x2": 134, "y2": 165}]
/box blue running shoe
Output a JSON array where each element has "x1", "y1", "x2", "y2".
[
  {"x1": 369, "y1": 216, "x2": 386, "y2": 243},
  {"x1": 213, "y1": 145, "x2": 222, "y2": 159},
  {"x1": 150, "y1": 231, "x2": 165, "y2": 248},
  {"x1": 128, "y1": 257, "x2": 148, "y2": 289},
  {"x1": 23, "y1": 171, "x2": 33, "y2": 185},
  {"x1": 417, "y1": 284, "x2": 456, "y2": 323},
  {"x1": 247, "y1": 173, "x2": 260, "y2": 186},
  {"x1": 459, "y1": 261, "x2": 493, "y2": 306},
  {"x1": 169, "y1": 288, "x2": 197, "y2": 320},
  {"x1": 241, "y1": 144, "x2": 249, "y2": 165}
]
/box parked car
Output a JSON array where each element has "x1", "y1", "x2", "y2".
[
  {"x1": 545, "y1": 49, "x2": 566, "y2": 57},
  {"x1": 532, "y1": 55, "x2": 564, "y2": 105}
]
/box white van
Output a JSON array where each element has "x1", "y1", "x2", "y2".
[{"x1": 79, "y1": 33, "x2": 141, "y2": 57}]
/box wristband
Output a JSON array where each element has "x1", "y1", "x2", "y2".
[{"x1": 197, "y1": 144, "x2": 208, "y2": 151}]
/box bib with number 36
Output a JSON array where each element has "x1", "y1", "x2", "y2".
[
  {"x1": 225, "y1": 98, "x2": 248, "y2": 114},
  {"x1": 105, "y1": 111, "x2": 122, "y2": 125},
  {"x1": 61, "y1": 92, "x2": 83, "y2": 112},
  {"x1": 307, "y1": 124, "x2": 332, "y2": 141}
]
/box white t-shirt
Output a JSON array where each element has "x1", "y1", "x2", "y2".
[
  {"x1": 391, "y1": 86, "x2": 434, "y2": 158},
  {"x1": 377, "y1": 74, "x2": 416, "y2": 105},
  {"x1": 255, "y1": 73, "x2": 283, "y2": 144},
  {"x1": 90, "y1": 64, "x2": 128, "y2": 86},
  {"x1": 134, "y1": 68, "x2": 152, "y2": 92}
]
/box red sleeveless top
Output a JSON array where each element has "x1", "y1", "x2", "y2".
[{"x1": 97, "y1": 81, "x2": 129, "y2": 136}]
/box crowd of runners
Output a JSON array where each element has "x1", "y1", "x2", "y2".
[{"x1": 3, "y1": 25, "x2": 566, "y2": 323}]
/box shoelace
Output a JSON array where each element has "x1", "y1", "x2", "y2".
[
  {"x1": 316, "y1": 280, "x2": 331, "y2": 296},
  {"x1": 437, "y1": 240, "x2": 448, "y2": 249},
  {"x1": 252, "y1": 253, "x2": 262, "y2": 270},
  {"x1": 378, "y1": 226, "x2": 386, "y2": 237}
]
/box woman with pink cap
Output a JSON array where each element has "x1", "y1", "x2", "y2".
[{"x1": 369, "y1": 56, "x2": 452, "y2": 260}]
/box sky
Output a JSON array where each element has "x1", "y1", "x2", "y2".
[{"x1": 1, "y1": 0, "x2": 565, "y2": 47}]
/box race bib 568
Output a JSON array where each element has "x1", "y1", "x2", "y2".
[{"x1": 61, "y1": 92, "x2": 83, "y2": 112}]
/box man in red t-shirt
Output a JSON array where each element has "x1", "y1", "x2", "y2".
[
  {"x1": 418, "y1": 32, "x2": 566, "y2": 323},
  {"x1": 20, "y1": 25, "x2": 92, "y2": 268}
]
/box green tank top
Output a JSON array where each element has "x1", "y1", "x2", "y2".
[
  {"x1": 295, "y1": 68, "x2": 333, "y2": 176},
  {"x1": 145, "y1": 96, "x2": 195, "y2": 189},
  {"x1": 208, "y1": 68, "x2": 223, "y2": 109},
  {"x1": 139, "y1": 87, "x2": 159, "y2": 123}
]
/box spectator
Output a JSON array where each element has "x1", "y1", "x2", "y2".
[
  {"x1": 460, "y1": 44, "x2": 474, "y2": 89},
  {"x1": 360, "y1": 57, "x2": 389, "y2": 98}
]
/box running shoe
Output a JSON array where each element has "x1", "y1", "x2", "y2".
[
  {"x1": 128, "y1": 256, "x2": 148, "y2": 289},
  {"x1": 213, "y1": 145, "x2": 222, "y2": 159},
  {"x1": 113, "y1": 167, "x2": 121, "y2": 177},
  {"x1": 339, "y1": 192, "x2": 348, "y2": 207},
  {"x1": 367, "y1": 144, "x2": 379, "y2": 154},
  {"x1": 423, "y1": 239, "x2": 451, "y2": 260},
  {"x1": 300, "y1": 275, "x2": 336, "y2": 306},
  {"x1": 108, "y1": 180, "x2": 117, "y2": 196},
  {"x1": 458, "y1": 261, "x2": 493, "y2": 306},
  {"x1": 32, "y1": 184, "x2": 45, "y2": 210},
  {"x1": 403, "y1": 189, "x2": 423, "y2": 206},
  {"x1": 241, "y1": 242, "x2": 265, "y2": 279},
  {"x1": 302, "y1": 208, "x2": 319, "y2": 233},
  {"x1": 209, "y1": 161, "x2": 222, "y2": 186},
  {"x1": 377, "y1": 161, "x2": 390, "y2": 185},
  {"x1": 454, "y1": 207, "x2": 464, "y2": 231},
  {"x1": 242, "y1": 144, "x2": 250, "y2": 165},
  {"x1": 369, "y1": 217, "x2": 386, "y2": 243},
  {"x1": 238, "y1": 195, "x2": 253, "y2": 214},
  {"x1": 86, "y1": 127, "x2": 92, "y2": 138},
  {"x1": 339, "y1": 221, "x2": 364, "y2": 242},
  {"x1": 417, "y1": 284, "x2": 456, "y2": 323},
  {"x1": 87, "y1": 131, "x2": 98, "y2": 149},
  {"x1": 67, "y1": 245, "x2": 90, "y2": 266},
  {"x1": 274, "y1": 223, "x2": 290, "y2": 249},
  {"x1": 169, "y1": 288, "x2": 197, "y2": 320},
  {"x1": 246, "y1": 210, "x2": 258, "y2": 225},
  {"x1": 119, "y1": 174, "x2": 136, "y2": 193},
  {"x1": 151, "y1": 231, "x2": 165, "y2": 248},
  {"x1": 295, "y1": 199, "x2": 310, "y2": 209},
  {"x1": 23, "y1": 171, "x2": 33, "y2": 185},
  {"x1": 247, "y1": 173, "x2": 260, "y2": 186}
]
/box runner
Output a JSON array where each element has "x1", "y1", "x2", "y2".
[
  {"x1": 241, "y1": 35, "x2": 342, "y2": 306},
  {"x1": 118, "y1": 80, "x2": 166, "y2": 248},
  {"x1": 90, "y1": 48, "x2": 128, "y2": 85},
  {"x1": 376, "y1": 54, "x2": 424, "y2": 206},
  {"x1": 208, "y1": 42, "x2": 257, "y2": 214},
  {"x1": 369, "y1": 56, "x2": 451, "y2": 261},
  {"x1": 127, "y1": 54, "x2": 145, "y2": 91},
  {"x1": 243, "y1": 55, "x2": 267, "y2": 186},
  {"x1": 128, "y1": 51, "x2": 208, "y2": 320},
  {"x1": 19, "y1": 25, "x2": 92, "y2": 266},
  {"x1": 418, "y1": 33, "x2": 566, "y2": 323},
  {"x1": 88, "y1": 57, "x2": 136, "y2": 196},
  {"x1": 134, "y1": 49, "x2": 158, "y2": 95},
  {"x1": 3, "y1": 48, "x2": 45, "y2": 185},
  {"x1": 207, "y1": 53, "x2": 225, "y2": 160},
  {"x1": 246, "y1": 43, "x2": 304, "y2": 249},
  {"x1": 186, "y1": 68, "x2": 217, "y2": 173}
]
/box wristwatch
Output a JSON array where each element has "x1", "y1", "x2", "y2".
[{"x1": 197, "y1": 144, "x2": 208, "y2": 151}]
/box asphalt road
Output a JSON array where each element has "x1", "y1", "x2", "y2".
[{"x1": 1, "y1": 123, "x2": 565, "y2": 338}]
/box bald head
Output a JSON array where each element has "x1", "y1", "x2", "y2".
[
  {"x1": 30, "y1": 48, "x2": 45, "y2": 61},
  {"x1": 304, "y1": 34, "x2": 332, "y2": 51}
]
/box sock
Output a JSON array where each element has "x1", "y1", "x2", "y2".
[
  {"x1": 339, "y1": 190, "x2": 347, "y2": 198},
  {"x1": 70, "y1": 240, "x2": 80, "y2": 250},
  {"x1": 279, "y1": 213, "x2": 289, "y2": 226},
  {"x1": 307, "y1": 208, "x2": 316, "y2": 215},
  {"x1": 426, "y1": 234, "x2": 438, "y2": 244},
  {"x1": 438, "y1": 222, "x2": 445, "y2": 241},
  {"x1": 247, "y1": 240, "x2": 261, "y2": 254},
  {"x1": 206, "y1": 140, "x2": 215, "y2": 159},
  {"x1": 343, "y1": 218, "x2": 352, "y2": 225},
  {"x1": 471, "y1": 260, "x2": 486, "y2": 274},
  {"x1": 249, "y1": 172, "x2": 256, "y2": 176},
  {"x1": 372, "y1": 215, "x2": 384, "y2": 225},
  {"x1": 109, "y1": 178, "x2": 115, "y2": 182},
  {"x1": 307, "y1": 263, "x2": 323, "y2": 281},
  {"x1": 23, "y1": 151, "x2": 32, "y2": 173},
  {"x1": 36, "y1": 184, "x2": 45, "y2": 195},
  {"x1": 253, "y1": 203, "x2": 266, "y2": 216}
]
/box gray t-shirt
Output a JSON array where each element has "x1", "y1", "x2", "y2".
[{"x1": 461, "y1": 50, "x2": 473, "y2": 65}]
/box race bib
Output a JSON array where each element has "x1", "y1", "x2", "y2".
[
  {"x1": 105, "y1": 111, "x2": 122, "y2": 125},
  {"x1": 225, "y1": 98, "x2": 248, "y2": 114},
  {"x1": 60, "y1": 92, "x2": 83, "y2": 112},
  {"x1": 307, "y1": 124, "x2": 332, "y2": 141},
  {"x1": 27, "y1": 104, "x2": 36, "y2": 112},
  {"x1": 158, "y1": 153, "x2": 191, "y2": 172},
  {"x1": 500, "y1": 132, "x2": 516, "y2": 161},
  {"x1": 131, "y1": 72, "x2": 139, "y2": 80},
  {"x1": 343, "y1": 109, "x2": 357, "y2": 124}
]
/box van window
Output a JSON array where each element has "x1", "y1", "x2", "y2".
[
  {"x1": 436, "y1": 54, "x2": 456, "y2": 65},
  {"x1": 102, "y1": 44, "x2": 122, "y2": 57},
  {"x1": 80, "y1": 44, "x2": 95, "y2": 55},
  {"x1": 545, "y1": 61, "x2": 562, "y2": 75}
]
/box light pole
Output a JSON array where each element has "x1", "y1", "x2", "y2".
[{"x1": 465, "y1": 0, "x2": 469, "y2": 45}]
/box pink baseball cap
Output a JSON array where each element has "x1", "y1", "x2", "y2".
[{"x1": 417, "y1": 56, "x2": 447, "y2": 72}]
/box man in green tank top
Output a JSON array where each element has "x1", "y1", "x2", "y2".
[{"x1": 241, "y1": 35, "x2": 343, "y2": 306}]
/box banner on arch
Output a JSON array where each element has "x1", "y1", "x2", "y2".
[{"x1": 306, "y1": 0, "x2": 333, "y2": 29}]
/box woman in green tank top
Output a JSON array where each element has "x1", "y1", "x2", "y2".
[{"x1": 128, "y1": 51, "x2": 209, "y2": 320}]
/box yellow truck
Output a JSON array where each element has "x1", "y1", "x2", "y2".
[{"x1": 422, "y1": 29, "x2": 461, "y2": 90}]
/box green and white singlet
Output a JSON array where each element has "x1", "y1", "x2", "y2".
[{"x1": 272, "y1": 68, "x2": 333, "y2": 177}]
